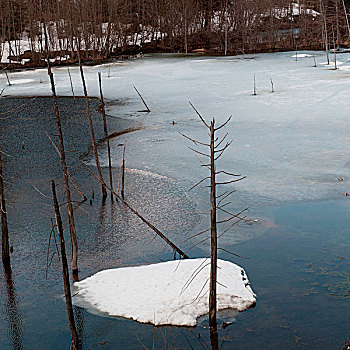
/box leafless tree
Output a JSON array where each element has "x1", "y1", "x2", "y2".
[{"x1": 182, "y1": 103, "x2": 248, "y2": 349}]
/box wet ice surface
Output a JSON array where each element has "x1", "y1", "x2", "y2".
[{"x1": 3, "y1": 51, "x2": 349, "y2": 212}]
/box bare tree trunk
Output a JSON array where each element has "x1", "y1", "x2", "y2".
[
  {"x1": 51, "y1": 180, "x2": 79, "y2": 350},
  {"x1": 336, "y1": 0, "x2": 340, "y2": 49},
  {"x1": 67, "y1": 67, "x2": 75, "y2": 98},
  {"x1": 5, "y1": 70, "x2": 11, "y2": 86},
  {"x1": 77, "y1": 51, "x2": 107, "y2": 199},
  {"x1": 253, "y1": 74, "x2": 257, "y2": 95},
  {"x1": 332, "y1": 26, "x2": 337, "y2": 69},
  {"x1": 98, "y1": 72, "x2": 113, "y2": 202},
  {"x1": 0, "y1": 152, "x2": 10, "y2": 265},
  {"x1": 121, "y1": 145, "x2": 126, "y2": 199},
  {"x1": 183, "y1": 0, "x2": 188, "y2": 55},
  {"x1": 182, "y1": 105, "x2": 246, "y2": 350},
  {"x1": 43, "y1": 18, "x2": 79, "y2": 279},
  {"x1": 224, "y1": 1, "x2": 228, "y2": 56},
  {"x1": 133, "y1": 86, "x2": 151, "y2": 112},
  {"x1": 209, "y1": 120, "x2": 218, "y2": 345},
  {"x1": 320, "y1": 0, "x2": 329, "y2": 64},
  {"x1": 341, "y1": 0, "x2": 350, "y2": 41}
]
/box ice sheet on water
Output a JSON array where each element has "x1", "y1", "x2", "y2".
[{"x1": 3, "y1": 50, "x2": 350, "y2": 212}]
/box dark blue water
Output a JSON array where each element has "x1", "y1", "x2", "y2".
[{"x1": 0, "y1": 97, "x2": 350, "y2": 349}]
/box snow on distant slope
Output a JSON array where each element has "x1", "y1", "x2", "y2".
[{"x1": 73, "y1": 258, "x2": 256, "y2": 326}]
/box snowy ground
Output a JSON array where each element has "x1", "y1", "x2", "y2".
[{"x1": 73, "y1": 258, "x2": 256, "y2": 326}]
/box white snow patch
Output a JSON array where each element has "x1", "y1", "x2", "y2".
[
  {"x1": 73, "y1": 258, "x2": 256, "y2": 326},
  {"x1": 320, "y1": 61, "x2": 344, "y2": 67},
  {"x1": 9, "y1": 79, "x2": 36, "y2": 85},
  {"x1": 291, "y1": 53, "x2": 313, "y2": 58}
]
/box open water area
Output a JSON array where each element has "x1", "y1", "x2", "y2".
[{"x1": 1, "y1": 52, "x2": 350, "y2": 349}]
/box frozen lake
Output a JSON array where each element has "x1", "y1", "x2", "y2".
[
  {"x1": 4, "y1": 51, "x2": 350, "y2": 205},
  {"x1": 1, "y1": 52, "x2": 350, "y2": 349},
  {"x1": 3, "y1": 51, "x2": 350, "y2": 241}
]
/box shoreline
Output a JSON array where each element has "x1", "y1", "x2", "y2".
[{"x1": 1, "y1": 45, "x2": 326, "y2": 73}]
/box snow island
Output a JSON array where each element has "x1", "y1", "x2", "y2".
[{"x1": 73, "y1": 258, "x2": 256, "y2": 326}]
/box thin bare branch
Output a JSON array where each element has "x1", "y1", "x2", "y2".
[
  {"x1": 188, "y1": 176, "x2": 210, "y2": 192},
  {"x1": 186, "y1": 235, "x2": 210, "y2": 254},
  {"x1": 180, "y1": 227, "x2": 211, "y2": 244},
  {"x1": 216, "y1": 281, "x2": 227, "y2": 288},
  {"x1": 194, "y1": 154, "x2": 211, "y2": 170},
  {"x1": 33, "y1": 185, "x2": 53, "y2": 200},
  {"x1": 214, "y1": 148, "x2": 226, "y2": 161},
  {"x1": 216, "y1": 190, "x2": 228, "y2": 199},
  {"x1": 187, "y1": 195, "x2": 210, "y2": 205},
  {"x1": 215, "y1": 115, "x2": 232, "y2": 131},
  {"x1": 214, "y1": 141, "x2": 232, "y2": 153},
  {"x1": 218, "y1": 247, "x2": 249, "y2": 259},
  {"x1": 217, "y1": 201, "x2": 231, "y2": 209},
  {"x1": 189, "y1": 102, "x2": 210, "y2": 128},
  {"x1": 217, "y1": 207, "x2": 249, "y2": 224},
  {"x1": 46, "y1": 224, "x2": 54, "y2": 279},
  {"x1": 180, "y1": 133, "x2": 210, "y2": 147},
  {"x1": 214, "y1": 133, "x2": 228, "y2": 149},
  {"x1": 216, "y1": 176, "x2": 246, "y2": 185},
  {"x1": 199, "y1": 184, "x2": 210, "y2": 195},
  {"x1": 189, "y1": 278, "x2": 209, "y2": 305},
  {"x1": 217, "y1": 190, "x2": 236, "y2": 206},
  {"x1": 46, "y1": 132, "x2": 87, "y2": 201},
  {"x1": 180, "y1": 262, "x2": 211, "y2": 295},
  {"x1": 216, "y1": 170, "x2": 241, "y2": 177},
  {"x1": 188, "y1": 147, "x2": 210, "y2": 158},
  {"x1": 218, "y1": 215, "x2": 248, "y2": 238}
]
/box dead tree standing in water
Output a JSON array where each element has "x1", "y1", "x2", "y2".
[
  {"x1": 121, "y1": 145, "x2": 126, "y2": 199},
  {"x1": 42, "y1": 12, "x2": 79, "y2": 279},
  {"x1": 98, "y1": 72, "x2": 114, "y2": 201},
  {"x1": 0, "y1": 152, "x2": 10, "y2": 265},
  {"x1": 77, "y1": 50, "x2": 107, "y2": 200},
  {"x1": 182, "y1": 103, "x2": 247, "y2": 349},
  {"x1": 51, "y1": 180, "x2": 79, "y2": 350}
]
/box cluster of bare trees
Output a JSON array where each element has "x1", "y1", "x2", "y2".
[{"x1": 1, "y1": 0, "x2": 350, "y2": 65}]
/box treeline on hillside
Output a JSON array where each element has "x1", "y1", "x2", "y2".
[{"x1": 1, "y1": 0, "x2": 350, "y2": 66}]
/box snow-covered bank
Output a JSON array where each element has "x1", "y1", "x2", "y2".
[{"x1": 73, "y1": 258, "x2": 256, "y2": 326}]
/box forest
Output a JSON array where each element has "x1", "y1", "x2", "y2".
[{"x1": 1, "y1": 0, "x2": 350, "y2": 66}]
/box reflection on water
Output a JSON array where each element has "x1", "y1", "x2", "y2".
[
  {"x1": 74, "y1": 306, "x2": 85, "y2": 349},
  {"x1": 209, "y1": 321, "x2": 219, "y2": 350},
  {"x1": 3, "y1": 265, "x2": 23, "y2": 350}
]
